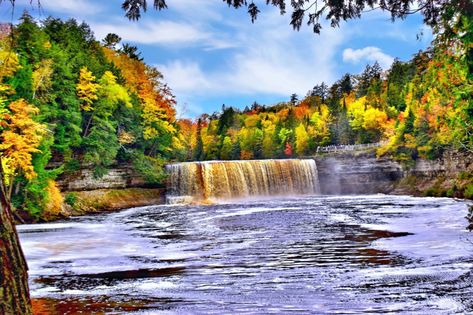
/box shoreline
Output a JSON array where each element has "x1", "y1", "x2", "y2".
[
  {"x1": 18, "y1": 148, "x2": 473, "y2": 224},
  {"x1": 17, "y1": 188, "x2": 166, "y2": 224},
  {"x1": 18, "y1": 186, "x2": 472, "y2": 225}
]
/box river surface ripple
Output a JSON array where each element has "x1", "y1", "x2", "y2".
[{"x1": 18, "y1": 195, "x2": 473, "y2": 314}]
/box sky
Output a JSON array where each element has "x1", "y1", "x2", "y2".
[{"x1": 2, "y1": 0, "x2": 432, "y2": 117}]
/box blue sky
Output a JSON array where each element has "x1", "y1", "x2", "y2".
[{"x1": 2, "y1": 0, "x2": 432, "y2": 117}]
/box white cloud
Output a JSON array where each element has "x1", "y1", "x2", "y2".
[
  {"x1": 90, "y1": 19, "x2": 236, "y2": 49},
  {"x1": 342, "y1": 46, "x2": 394, "y2": 68},
  {"x1": 158, "y1": 10, "x2": 346, "y2": 115},
  {"x1": 19, "y1": 0, "x2": 103, "y2": 15},
  {"x1": 92, "y1": 20, "x2": 201, "y2": 45},
  {"x1": 158, "y1": 60, "x2": 212, "y2": 92}
]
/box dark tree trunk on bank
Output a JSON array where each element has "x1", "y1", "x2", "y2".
[{"x1": 0, "y1": 201, "x2": 32, "y2": 315}]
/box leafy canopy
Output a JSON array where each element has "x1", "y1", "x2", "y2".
[{"x1": 120, "y1": 0, "x2": 473, "y2": 34}]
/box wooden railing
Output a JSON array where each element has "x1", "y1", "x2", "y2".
[{"x1": 315, "y1": 142, "x2": 385, "y2": 154}]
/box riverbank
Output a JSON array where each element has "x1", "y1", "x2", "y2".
[
  {"x1": 19, "y1": 149, "x2": 472, "y2": 223},
  {"x1": 393, "y1": 150, "x2": 473, "y2": 199},
  {"x1": 18, "y1": 188, "x2": 165, "y2": 223},
  {"x1": 61, "y1": 188, "x2": 165, "y2": 215}
]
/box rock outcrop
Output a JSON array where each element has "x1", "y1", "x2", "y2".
[
  {"x1": 315, "y1": 149, "x2": 473, "y2": 197},
  {"x1": 57, "y1": 166, "x2": 148, "y2": 191},
  {"x1": 315, "y1": 151, "x2": 403, "y2": 194}
]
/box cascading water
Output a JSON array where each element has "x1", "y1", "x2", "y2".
[{"x1": 166, "y1": 159, "x2": 320, "y2": 203}]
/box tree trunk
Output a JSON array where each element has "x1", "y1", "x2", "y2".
[{"x1": 0, "y1": 201, "x2": 32, "y2": 315}]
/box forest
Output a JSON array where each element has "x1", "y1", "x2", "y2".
[
  {"x1": 0, "y1": 12, "x2": 472, "y2": 219},
  {"x1": 175, "y1": 15, "x2": 472, "y2": 164},
  {"x1": 0, "y1": 13, "x2": 180, "y2": 219}
]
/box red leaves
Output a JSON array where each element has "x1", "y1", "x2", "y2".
[{"x1": 284, "y1": 142, "x2": 293, "y2": 157}]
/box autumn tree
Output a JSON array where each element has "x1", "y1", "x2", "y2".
[
  {"x1": 77, "y1": 67, "x2": 99, "y2": 112},
  {"x1": 261, "y1": 117, "x2": 277, "y2": 158},
  {"x1": 294, "y1": 123, "x2": 309, "y2": 156},
  {"x1": 0, "y1": 100, "x2": 46, "y2": 206},
  {"x1": 309, "y1": 104, "x2": 331, "y2": 145},
  {"x1": 0, "y1": 35, "x2": 49, "y2": 312},
  {"x1": 0, "y1": 94, "x2": 45, "y2": 315}
]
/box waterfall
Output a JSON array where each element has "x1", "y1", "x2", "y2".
[{"x1": 166, "y1": 159, "x2": 320, "y2": 203}]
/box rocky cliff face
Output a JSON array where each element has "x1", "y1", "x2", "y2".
[
  {"x1": 315, "y1": 150, "x2": 473, "y2": 197},
  {"x1": 315, "y1": 152, "x2": 403, "y2": 194},
  {"x1": 40, "y1": 166, "x2": 165, "y2": 222},
  {"x1": 394, "y1": 150, "x2": 473, "y2": 197},
  {"x1": 57, "y1": 166, "x2": 148, "y2": 191},
  {"x1": 407, "y1": 150, "x2": 473, "y2": 178},
  {"x1": 56, "y1": 150, "x2": 472, "y2": 198}
]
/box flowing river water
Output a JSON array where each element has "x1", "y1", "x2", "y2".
[{"x1": 18, "y1": 194, "x2": 473, "y2": 314}]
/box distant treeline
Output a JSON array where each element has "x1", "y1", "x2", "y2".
[{"x1": 175, "y1": 15, "x2": 472, "y2": 164}]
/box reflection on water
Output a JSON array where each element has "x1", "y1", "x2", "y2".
[
  {"x1": 31, "y1": 297, "x2": 154, "y2": 315},
  {"x1": 19, "y1": 195, "x2": 473, "y2": 314}
]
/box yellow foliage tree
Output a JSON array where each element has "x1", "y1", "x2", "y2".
[
  {"x1": 142, "y1": 98, "x2": 176, "y2": 140},
  {"x1": 0, "y1": 99, "x2": 46, "y2": 203},
  {"x1": 309, "y1": 104, "x2": 331, "y2": 144},
  {"x1": 294, "y1": 123, "x2": 309, "y2": 156},
  {"x1": 347, "y1": 96, "x2": 366, "y2": 131},
  {"x1": 98, "y1": 71, "x2": 132, "y2": 110},
  {"x1": 44, "y1": 180, "x2": 64, "y2": 219},
  {"x1": 261, "y1": 119, "x2": 276, "y2": 158},
  {"x1": 118, "y1": 130, "x2": 135, "y2": 145},
  {"x1": 32, "y1": 59, "x2": 53, "y2": 100},
  {"x1": 0, "y1": 46, "x2": 19, "y2": 79},
  {"x1": 363, "y1": 107, "x2": 388, "y2": 131},
  {"x1": 76, "y1": 67, "x2": 100, "y2": 111}
]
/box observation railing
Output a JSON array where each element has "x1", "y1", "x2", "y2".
[{"x1": 314, "y1": 141, "x2": 386, "y2": 155}]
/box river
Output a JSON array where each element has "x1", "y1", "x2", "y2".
[{"x1": 18, "y1": 195, "x2": 473, "y2": 314}]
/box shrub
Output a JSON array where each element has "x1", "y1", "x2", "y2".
[
  {"x1": 446, "y1": 186, "x2": 456, "y2": 198},
  {"x1": 44, "y1": 180, "x2": 64, "y2": 219},
  {"x1": 64, "y1": 192, "x2": 78, "y2": 207},
  {"x1": 424, "y1": 187, "x2": 438, "y2": 197},
  {"x1": 464, "y1": 183, "x2": 473, "y2": 199},
  {"x1": 132, "y1": 151, "x2": 167, "y2": 185}
]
